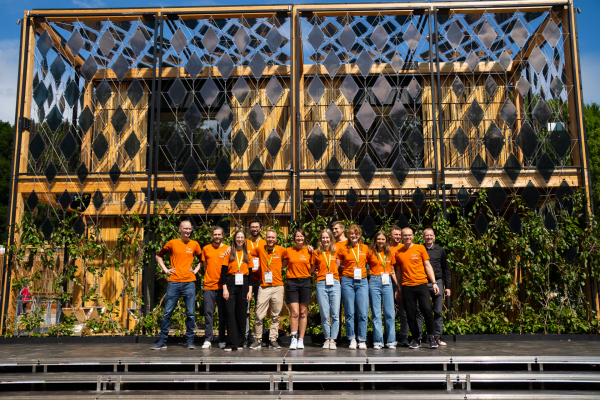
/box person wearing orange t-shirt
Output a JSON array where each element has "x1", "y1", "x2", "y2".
[
  {"x1": 249, "y1": 229, "x2": 286, "y2": 350},
  {"x1": 221, "y1": 230, "x2": 254, "y2": 351},
  {"x1": 395, "y1": 227, "x2": 439, "y2": 350},
  {"x1": 283, "y1": 229, "x2": 312, "y2": 350},
  {"x1": 331, "y1": 221, "x2": 347, "y2": 342},
  {"x1": 310, "y1": 228, "x2": 341, "y2": 350},
  {"x1": 245, "y1": 219, "x2": 267, "y2": 346},
  {"x1": 152, "y1": 220, "x2": 202, "y2": 350},
  {"x1": 367, "y1": 231, "x2": 399, "y2": 350},
  {"x1": 337, "y1": 224, "x2": 369, "y2": 350},
  {"x1": 389, "y1": 225, "x2": 410, "y2": 347},
  {"x1": 200, "y1": 227, "x2": 230, "y2": 349}
]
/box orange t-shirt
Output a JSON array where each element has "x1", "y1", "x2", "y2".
[
  {"x1": 223, "y1": 250, "x2": 252, "y2": 276},
  {"x1": 337, "y1": 243, "x2": 369, "y2": 279},
  {"x1": 367, "y1": 249, "x2": 395, "y2": 276},
  {"x1": 311, "y1": 250, "x2": 340, "y2": 282},
  {"x1": 201, "y1": 243, "x2": 230, "y2": 290},
  {"x1": 247, "y1": 238, "x2": 267, "y2": 282},
  {"x1": 395, "y1": 243, "x2": 430, "y2": 286},
  {"x1": 159, "y1": 239, "x2": 202, "y2": 283},
  {"x1": 284, "y1": 246, "x2": 312, "y2": 279},
  {"x1": 250, "y1": 245, "x2": 285, "y2": 287}
]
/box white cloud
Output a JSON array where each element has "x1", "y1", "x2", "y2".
[
  {"x1": 72, "y1": 0, "x2": 105, "y2": 8},
  {"x1": 0, "y1": 39, "x2": 19, "y2": 125},
  {"x1": 580, "y1": 52, "x2": 600, "y2": 105}
]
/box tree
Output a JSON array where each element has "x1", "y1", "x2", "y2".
[
  {"x1": 585, "y1": 103, "x2": 600, "y2": 214},
  {"x1": 0, "y1": 121, "x2": 14, "y2": 244}
]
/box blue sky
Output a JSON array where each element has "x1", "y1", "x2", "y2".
[{"x1": 0, "y1": 0, "x2": 597, "y2": 123}]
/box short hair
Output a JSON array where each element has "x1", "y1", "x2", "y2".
[
  {"x1": 346, "y1": 224, "x2": 363, "y2": 248},
  {"x1": 423, "y1": 227, "x2": 434, "y2": 234},
  {"x1": 249, "y1": 219, "x2": 262, "y2": 228},
  {"x1": 401, "y1": 227, "x2": 414, "y2": 235},
  {"x1": 332, "y1": 221, "x2": 345, "y2": 230},
  {"x1": 180, "y1": 220, "x2": 193, "y2": 228},
  {"x1": 265, "y1": 228, "x2": 278, "y2": 237},
  {"x1": 212, "y1": 226, "x2": 225, "y2": 235},
  {"x1": 389, "y1": 225, "x2": 402, "y2": 234},
  {"x1": 292, "y1": 228, "x2": 307, "y2": 240}
]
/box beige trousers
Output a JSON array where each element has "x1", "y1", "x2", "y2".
[{"x1": 254, "y1": 285, "x2": 284, "y2": 341}]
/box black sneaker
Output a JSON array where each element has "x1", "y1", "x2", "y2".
[
  {"x1": 399, "y1": 335, "x2": 410, "y2": 347},
  {"x1": 408, "y1": 340, "x2": 420, "y2": 349},
  {"x1": 151, "y1": 341, "x2": 167, "y2": 350},
  {"x1": 428, "y1": 336, "x2": 438, "y2": 349},
  {"x1": 249, "y1": 339, "x2": 262, "y2": 350},
  {"x1": 270, "y1": 340, "x2": 281, "y2": 349}
]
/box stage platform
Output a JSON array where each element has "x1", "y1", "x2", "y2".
[{"x1": 1, "y1": 341, "x2": 599, "y2": 397}]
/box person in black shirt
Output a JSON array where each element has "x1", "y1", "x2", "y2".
[{"x1": 417, "y1": 228, "x2": 451, "y2": 346}]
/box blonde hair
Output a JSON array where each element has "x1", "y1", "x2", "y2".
[
  {"x1": 317, "y1": 228, "x2": 337, "y2": 254},
  {"x1": 346, "y1": 224, "x2": 364, "y2": 249}
]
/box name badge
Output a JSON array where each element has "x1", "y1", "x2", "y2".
[
  {"x1": 264, "y1": 271, "x2": 273, "y2": 284},
  {"x1": 235, "y1": 273, "x2": 243, "y2": 286},
  {"x1": 353, "y1": 268, "x2": 362, "y2": 280},
  {"x1": 326, "y1": 273, "x2": 334, "y2": 285},
  {"x1": 252, "y1": 258, "x2": 259, "y2": 271},
  {"x1": 381, "y1": 273, "x2": 390, "y2": 285}
]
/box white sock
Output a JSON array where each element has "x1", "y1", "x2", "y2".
[
  {"x1": 298, "y1": 338, "x2": 303, "y2": 342},
  {"x1": 291, "y1": 331, "x2": 297, "y2": 337}
]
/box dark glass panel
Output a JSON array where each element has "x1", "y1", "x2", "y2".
[
  {"x1": 407, "y1": 77, "x2": 421, "y2": 100},
  {"x1": 168, "y1": 78, "x2": 188, "y2": 108},
  {"x1": 356, "y1": 101, "x2": 376, "y2": 132},
  {"x1": 466, "y1": 51, "x2": 479, "y2": 71},
  {"x1": 312, "y1": 188, "x2": 324, "y2": 210},
  {"x1": 65, "y1": 80, "x2": 80, "y2": 108},
  {"x1": 543, "y1": 19, "x2": 561, "y2": 48},
  {"x1": 465, "y1": 99, "x2": 484, "y2": 127},
  {"x1": 201, "y1": 27, "x2": 219, "y2": 54},
  {"x1": 412, "y1": 188, "x2": 425, "y2": 209},
  {"x1": 362, "y1": 215, "x2": 376, "y2": 239},
  {"x1": 185, "y1": 103, "x2": 202, "y2": 131},
  {"x1": 201, "y1": 189, "x2": 213, "y2": 210},
  {"x1": 76, "y1": 163, "x2": 88, "y2": 184},
  {"x1": 373, "y1": 74, "x2": 392, "y2": 103},
  {"x1": 475, "y1": 213, "x2": 488, "y2": 235},
  {"x1": 29, "y1": 132, "x2": 46, "y2": 161},
  {"x1": 358, "y1": 154, "x2": 377, "y2": 186},
  {"x1": 389, "y1": 101, "x2": 408, "y2": 129},
  {"x1": 509, "y1": 213, "x2": 522, "y2": 234},
  {"x1": 248, "y1": 103, "x2": 265, "y2": 132},
  {"x1": 60, "y1": 130, "x2": 77, "y2": 160},
  {"x1": 378, "y1": 187, "x2": 390, "y2": 209},
  {"x1": 81, "y1": 55, "x2": 99, "y2": 82},
  {"x1": 397, "y1": 214, "x2": 410, "y2": 229},
  {"x1": 46, "y1": 105, "x2": 63, "y2": 133},
  {"x1": 266, "y1": 26, "x2": 283, "y2": 52},
  {"x1": 325, "y1": 156, "x2": 343, "y2": 186},
  {"x1": 483, "y1": 122, "x2": 505, "y2": 159},
  {"x1": 268, "y1": 189, "x2": 280, "y2": 209},
  {"x1": 346, "y1": 188, "x2": 358, "y2": 208},
  {"x1": 307, "y1": 76, "x2": 325, "y2": 105},
  {"x1": 50, "y1": 56, "x2": 66, "y2": 83},
  {"x1": 112, "y1": 54, "x2": 130, "y2": 81},
  {"x1": 516, "y1": 121, "x2": 537, "y2": 159},
  {"x1": 92, "y1": 190, "x2": 104, "y2": 210},
  {"x1": 338, "y1": 24, "x2": 356, "y2": 52},
  {"x1": 232, "y1": 78, "x2": 251, "y2": 104},
  {"x1": 199, "y1": 130, "x2": 218, "y2": 158},
  {"x1": 307, "y1": 124, "x2": 328, "y2": 161},
  {"x1": 232, "y1": 130, "x2": 249, "y2": 157},
  {"x1": 109, "y1": 162, "x2": 121, "y2": 184},
  {"x1": 124, "y1": 132, "x2": 141, "y2": 160},
  {"x1": 325, "y1": 101, "x2": 343, "y2": 132},
  {"x1": 550, "y1": 76, "x2": 564, "y2": 97},
  {"x1": 356, "y1": 50, "x2": 373, "y2": 77},
  {"x1": 92, "y1": 133, "x2": 109, "y2": 160},
  {"x1": 529, "y1": 46, "x2": 546, "y2": 74},
  {"x1": 536, "y1": 152, "x2": 555, "y2": 182},
  {"x1": 182, "y1": 157, "x2": 200, "y2": 186},
  {"x1": 510, "y1": 19, "x2": 528, "y2": 48},
  {"x1": 457, "y1": 186, "x2": 469, "y2": 208},
  {"x1": 533, "y1": 99, "x2": 552, "y2": 126},
  {"x1": 488, "y1": 182, "x2": 507, "y2": 213},
  {"x1": 323, "y1": 50, "x2": 341, "y2": 78},
  {"x1": 549, "y1": 124, "x2": 571, "y2": 159},
  {"x1": 371, "y1": 24, "x2": 389, "y2": 52},
  {"x1": 563, "y1": 245, "x2": 577, "y2": 263},
  {"x1": 37, "y1": 30, "x2": 53, "y2": 57},
  {"x1": 216, "y1": 103, "x2": 232, "y2": 131},
  {"x1": 129, "y1": 27, "x2": 147, "y2": 57},
  {"x1": 516, "y1": 76, "x2": 531, "y2": 97},
  {"x1": 406, "y1": 128, "x2": 424, "y2": 157},
  {"x1": 200, "y1": 78, "x2": 219, "y2": 107},
  {"x1": 499, "y1": 98, "x2": 517, "y2": 127},
  {"x1": 234, "y1": 26, "x2": 250, "y2": 54},
  {"x1": 127, "y1": 79, "x2": 144, "y2": 107},
  {"x1": 234, "y1": 188, "x2": 246, "y2": 209},
  {"x1": 166, "y1": 131, "x2": 185, "y2": 159},
  {"x1": 470, "y1": 154, "x2": 488, "y2": 184},
  {"x1": 446, "y1": 21, "x2": 464, "y2": 50},
  {"x1": 403, "y1": 23, "x2": 422, "y2": 51},
  {"x1": 521, "y1": 181, "x2": 540, "y2": 209},
  {"x1": 44, "y1": 162, "x2": 56, "y2": 184},
  {"x1": 484, "y1": 75, "x2": 498, "y2": 98},
  {"x1": 340, "y1": 75, "x2": 358, "y2": 104},
  {"x1": 125, "y1": 189, "x2": 136, "y2": 210},
  {"x1": 249, "y1": 53, "x2": 266, "y2": 78},
  {"x1": 544, "y1": 212, "x2": 557, "y2": 231},
  {"x1": 498, "y1": 50, "x2": 511, "y2": 71},
  {"x1": 26, "y1": 190, "x2": 39, "y2": 211},
  {"x1": 556, "y1": 179, "x2": 574, "y2": 208},
  {"x1": 390, "y1": 52, "x2": 404, "y2": 73},
  {"x1": 371, "y1": 124, "x2": 395, "y2": 163},
  {"x1": 41, "y1": 217, "x2": 54, "y2": 239},
  {"x1": 340, "y1": 124, "x2": 363, "y2": 160},
  {"x1": 170, "y1": 29, "x2": 189, "y2": 55},
  {"x1": 111, "y1": 105, "x2": 128, "y2": 134},
  {"x1": 452, "y1": 127, "x2": 469, "y2": 155},
  {"x1": 72, "y1": 217, "x2": 86, "y2": 236},
  {"x1": 504, "y1": 153, "x2": 522, "y2": 183},
  {"x1": 266, "y1": 77, "x2": 284, "y2": 105},
  {"x1": 248, "y1": 156, "x2": 266, "y2": 186},
  {"x1": 167, "y1": 189, "x2": 180, "y2": 209},
  {"x1": 186, "y1": 52, "x2": 203, "y2": 78},
  {"x1": 452, "y1": 76, "x2": 464, "y2": 98},
  {"x1": 307, "y1": 24, "x2": 325, "y2": 51},
  {"x1": 391, "y1": 155, "x2": 409, "y2": 185},
  {"x1": 33, "y1": 82, "x2": 48, "y2": 108},
  {"x1": 478, "y1": 21, "x2": 497, "y2": 49},
  {"x1": 98, "y1": 30, "x2": 116, "y2": 57},
  {"x1": 264, "y1": 129, "x2": 282, "y2": 159},
  {"x1": 217, "y1": 53, "x2": 235, "y2": 80}
]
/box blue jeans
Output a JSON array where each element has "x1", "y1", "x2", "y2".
[
  {"x1": 341, "y1": 276, "x2": 369, "y2": 342},
  {"x1": 159, "y1": 281, "x2": 196, "y2": 342},
  {"x1": 315, "y1": 279, "x2": 341, "y2": 339},
  {"x1": 368, "y1": 276, "x2": 396, "y2": 347}
]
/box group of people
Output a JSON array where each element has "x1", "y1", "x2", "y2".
[{"x1": 151, "y1": 219, "x2": 451, "y2": 351}]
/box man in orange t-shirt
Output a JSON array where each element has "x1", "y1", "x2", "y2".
[
  {"x1": 153, "y1": 220, "x2": 202, "y2": 350},
  {"x1": 245, "y1": 219, "x2": 266, "y2": 346},
  {"x1": 249, "y1": 229, "x2": 285, "y2": 349},
  {"x1": 394, "y1": 227, "x2": 439, "y2": 350},
  {"x1": 200, "y1": 226, "x2": 230, "y2": 349},
  {"x1": 389, "y1": 225, "x2": 410, "y2": 347}
]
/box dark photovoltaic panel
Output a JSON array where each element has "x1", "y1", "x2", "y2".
[
  {"x1": 268, "y1": 189, "x2": 280, "y2": 210},
  {"x1": 234, "y1": 188, "x2": 246, "y2": 210},
  {"x1": 312, "y1": 188, "x2": 324, "y2": 210},
  {"x1": 470, "y1": 155, "x2": 488, "y2": 184},
  {"x1": 483, "y1": 122, "x2": 505, "y2": 159},
  {"x1": 362, "y1": 215, "x2": 376, "y2": 239},
  {"x1": 214, "y1": 157, "x2": 232, "y2": 186},
  {"x1": 509, "y1": 213, "x2": 522, "y2": 234},
  {"x1": 201, "y1": 189, "x2": 213, "y2": 211},
  {"x1": 457, "y1": 186, "x2": 469, "y2": 208},
  {"x1": 358, "y1": 154, "x2": 377, "y2": 186},
  {"x1": 307, "y1": 124, "x2": 328, "y2": 161},
  {"x1": 488, "y1": 182, "x2": 507, "y2": 213},
  {"x1": 391, "y1": 155, "x2": 409, "y2": 185},
  {"x1": 475, "y1": 213, "x2": 488, "y2": 235},
  {"x1": 26, "y1": 191, "x2": 39, "y2": 211},
  {"x1": 412, "y1": 188, "x2": 425, "y2": 209},
  {"x1": 549, "y1": 125, "x2": 571, "y2": 159},
  {"x1": 378, "y1": 187, "x2": 390, "y2": 209},
  {"x1": 167, "y1": 189, "x2": 180, "y2": 209},
  {"x1": 544, "y1": 212, "x2": 557, "y2": 231},
  {"x1": 325, "y1": 156, "x2": 343, "y2": 186},
  {"x1": 516, "y1": 121, "x2": 538, "y2": 159},
  {"x1": 521, "y1": 181, "x2": 541, "y2": 210},
  {"x1": 537, "y1": 153, "x2": 555, "y2": 182},
  {"x1": 504, "y1": 154, "x2": 522, "y2": 183},
  {"x1": 452, "y1": 127, "x2": 469, "y2": 155},
  {"x1": 248, "y1": 157, "x2": 266, "y2": 186},
  {"x1": 346, "y1": 188, "x2": 358, "y2": 208},
  {"x1": 556, "y1": 180, "x2": 574, "y2": 208},
  {"x1": 41, "y1": 217, "x2": 54, "y2": 239},
  {"x1": 124, "y1": 190, "x2": 136, "y2": 210},
  {"x1": 265, "y1": 129, "x2": 282, "y2": 159},
  {"x1": 371, "y1": 124, "x2": 396, "y2": 163}
]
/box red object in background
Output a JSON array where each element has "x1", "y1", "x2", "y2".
[{"x1": 20, "y1": 287, "x2": 31, "y2": 302}]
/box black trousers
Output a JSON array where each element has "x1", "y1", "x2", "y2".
[
  {"x1": 225, "y1": 275, "x2": 249, "y2": 349},
  {"x1": 402, "y1": 284, "x2": 434, "y2": 340}
]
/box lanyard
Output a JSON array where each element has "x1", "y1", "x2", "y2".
[
  {"x1": 378, "y1": 252, "x2": 387, "y2": 274},
  {"x1": 351, "y1": 245, "x2": 361, "y2": 267},
  {"x1": 266, "y1": 248, "x2": 275, "y2": 270},
  {"x1": 236, "y1": 251, "x2": 243, "y2": 272},
  {"x1": 249, "y1": 239, "x2": 259, "y2": 249},
  {"x1": 324, "y1": 251, "x2": 331, "y2": 272}
]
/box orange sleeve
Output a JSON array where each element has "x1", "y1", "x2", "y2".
[
  {"x1": 421, "y1": 246, "x2": 430, "y2": 261},
  {"x1": 194, "y1": 242, "x2": 202, "y2": 256},
  {"x1": 310, "y1": 252, "x2": 318, "y2": 265},
  {"x1": 282, "y1": 247, "x2": 289, "y2": 260}
]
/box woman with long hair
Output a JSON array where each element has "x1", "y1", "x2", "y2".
[
  {"x1": 283, "y1": 228, "x2": 312, "y2": 350},
  {"x1": 336, "y1": 225, "x2": 369, "y2": 350},
  {"x1": 310, "y1": 228, "x2": 341, "y2": 349},
  {"x1": 367, "y1": 231, "x2": 398, "y2": 349},
  {"x1": 221, "y1": 230, "x2": 253, "y2": 351}
]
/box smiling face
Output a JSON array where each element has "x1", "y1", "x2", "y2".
[
  {"x1": 249, "y1": 221, "x2": 261, "y2": 239},
  {"x1": 320, "y1": 231, "x2": 331, "y2": 250},
  {"x1": 235, "y1": 231, "x2": 245, "y2": 248},
  {"x1": 332, "y1": 224, "x2": 344, "y2": 239},
  {"x1": 375, "y1": 233, "x2": 387, "y2": 250},
  {"x1": 179, "y1": 221, "x2": 192, "y2": 240},
  {"x1": 212, "y1": 228, "x2": 223, "y2": 245},
  {"x1": 390, "y1": 229, "x2": 402, "y2": 246},
  {"x1": 423, "y1": 228, "x2": 435, "y2": 247},
  {"x1": 294, "y1": 231, "x2": 305, "y2": 247},
  {"x1": 265, "y1": 230, "x2": 277, "y2": 248},
  {"x1": 348, "y1": 229, "x2": 360, "y2": 245},
  {"x1": 401, "y1": 228, "x2": 414, "y2": 246}
]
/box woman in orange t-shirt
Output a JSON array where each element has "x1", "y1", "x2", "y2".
[
  {"x1": 282, "y1": 229, "x2": 312, "y2": 349},
  {"x1": 336, "y1": 224, "x2": 369, "y2": 350},
  {"x1": 367, "y1": 231, "x2": 399, "y2": 350},
  {"x1": 221, "y1": 230, "x2": 253, "y2": 351},
  {"x1": 310, "y1": 228, "x2": 341, "y2": 349}
]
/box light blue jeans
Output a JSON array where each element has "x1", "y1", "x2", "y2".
[
  {"x1": 315, "y1": 279, "x2": 341, "y2": 340},
  {"x1": 368, "y1": 275, "x2": 397, "y2": 347},
  {"x1": 341, "y1": 276, "x2": 369, "y2": 342}
]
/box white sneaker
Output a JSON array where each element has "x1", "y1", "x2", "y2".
[
  {"x1": 388, "y1": 344, "x2": 396, "y2": 349},
  {"x1": 373, "y1": 344, "x2": 382, "y2": 350},
  {"x1": 219, "y1": 342, "x2": 226, "y2": 349},
  {"x1": 329, "y1": 341, "x2": 337, "y2": 350},
  {"x1": 290, "y1": 337, "x2": 298, "y2": 350},
  {"x1": 322, "y1": 340, "x2": 330, "y2": 349},
  {"x1": 358, "y1": 341, "x2": 367, "y2": 350},
  {"x1": 201, "y1": 341, "x2": 211, "y2": 349},
  {"x1": 297, "y1": 339, "x2": 304, "y2": 349},
  {"x1": 349, "y1": 339, "x2": 357, "y2": 349}
]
